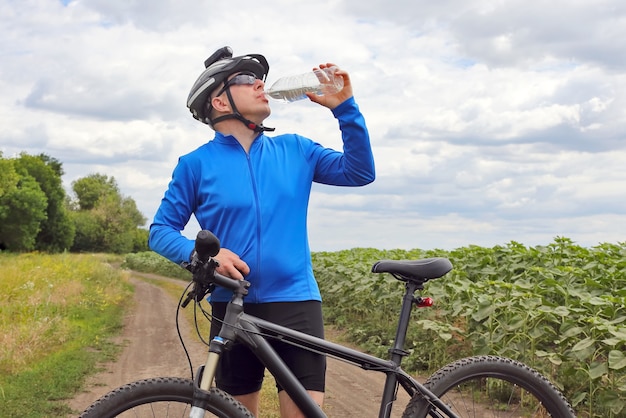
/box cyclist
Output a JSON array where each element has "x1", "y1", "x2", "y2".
[{"x1": 149, "y1": 46, "x2": 375, "y2": 417}]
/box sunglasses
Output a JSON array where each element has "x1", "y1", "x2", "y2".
[{"x1": 215, "y1": 73, "x2": 259, "y2": 96}]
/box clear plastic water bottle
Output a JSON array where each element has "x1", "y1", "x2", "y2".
[{"x1": 265, "y1": 66, "x2": 344, "y2": 103}]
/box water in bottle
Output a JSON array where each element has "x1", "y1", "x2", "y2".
[{"x1": 265, "y1": 66, "x2": 344, "y2": 103}]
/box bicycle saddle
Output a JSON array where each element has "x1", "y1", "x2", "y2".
[{"x1": 371, "y1": 258, "x2": 452, "y2": 282}]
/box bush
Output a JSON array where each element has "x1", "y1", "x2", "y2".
[{"x1": 123, "y1": 251, "x2": 191, "y2": 280}]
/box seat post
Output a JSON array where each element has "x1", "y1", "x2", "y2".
[
  {"x1": 389, "y1": 280, "x2": 420, "y2": 364},
  {"x1": 378, "y1": 280, "x2": 421, "y2": 418}
]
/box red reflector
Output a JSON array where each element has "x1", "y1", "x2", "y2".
[{"x1": 417, "y1": 297, "x2": 433, "y2": 308}]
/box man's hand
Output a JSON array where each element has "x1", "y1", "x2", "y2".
[
  {"x1": 214, "y1": 248, "x2": 250, "y2": 280},
  {"x1": 306, "y1": 63, "x2": 353, "y2": 109}
]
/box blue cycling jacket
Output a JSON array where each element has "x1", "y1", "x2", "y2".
[{"x1": 149, "y1": 97, "x2": 375, "y2": 303}]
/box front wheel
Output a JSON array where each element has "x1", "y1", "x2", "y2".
[
  {"x1": 79, "y1": 376, "x2": 254, "y2": 418},
  {"x1": 402, "y1": 355, "x2": 575, "y2": 418}
]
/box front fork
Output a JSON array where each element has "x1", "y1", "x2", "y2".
[
  {"x1": 189, "y1": 288, "x2": 245, "y2": 417},
  {"x1": 200, "y1": 337, "x2": 227, "y2": 389},
  {"x1": 188, "y1": 338, "x2": 227, "y2": 417}
]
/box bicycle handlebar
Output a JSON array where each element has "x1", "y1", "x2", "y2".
[{"x1": 180, "y1": 230, "x2": 250, "y2": 308}]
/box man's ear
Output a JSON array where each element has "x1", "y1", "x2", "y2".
[{"x1": 211, "y1": 95, "x2": 231, "y2": 113}]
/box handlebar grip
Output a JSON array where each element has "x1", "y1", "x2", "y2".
[
  {"x1": 195, "y1": 230, "x2": 221, "y2": 261},
  {"x1": 213, "y1": 272, "x2": 249, "y2": 292}
]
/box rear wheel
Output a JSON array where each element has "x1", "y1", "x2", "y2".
[
  {"x1": 79, "y1": 376, "x2": 253, "y2": 417},
  {"x1": 402, "y1": 355, "x2": 575, "y2": 418}
]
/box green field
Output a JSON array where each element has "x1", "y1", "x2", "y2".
[{"x1": 312, "y1": 238, "x2": 626, "y2": 417}]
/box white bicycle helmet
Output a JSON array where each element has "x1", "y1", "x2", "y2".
[{"x1": 186, "y1": 46, "x2": 273, "y2": 132}]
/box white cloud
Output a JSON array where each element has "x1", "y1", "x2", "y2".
[{"x1": 1, "y1": 0, "x2": 625, "y2": 252}]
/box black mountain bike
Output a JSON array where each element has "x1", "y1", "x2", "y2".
[{"x1": 80, "y1": 230, "x2": 576, "y2": 417}]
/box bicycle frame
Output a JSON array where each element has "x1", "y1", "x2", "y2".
[
  {"x1": 193, "y1": 279, "x2": 458, "y2": 418},
  {"x1": 80, "y1": 232, "x2": 574, "y2": 418}
]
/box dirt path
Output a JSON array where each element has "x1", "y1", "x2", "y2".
[{"x1": 69, "y1": 272, "x2": 410, "y2": 417}]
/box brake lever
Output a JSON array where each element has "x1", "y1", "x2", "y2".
[
  {"x1": 180, "y1": 230, "x2": 223, "y2": 309},
  {"x1": 179, "y1": 257, "x2": 219, "y2": 309}
]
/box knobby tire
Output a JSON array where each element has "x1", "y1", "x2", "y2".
[
  {"x1": 402, "y1": 355, "x2": 576, "y2": 418},
  {"x1": 79, "y1": 376, "x2": 254, "y2": 418}
]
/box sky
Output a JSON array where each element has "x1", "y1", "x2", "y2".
[{"x1": 1, "y1": 0, "x2": 625, "y2": 252}]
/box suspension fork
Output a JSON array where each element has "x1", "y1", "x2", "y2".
[
  {"x1": 200, "y1": 288, "x2": 247, "y2": 390},
  {"x1": 188, "y1": 295, "x2": 246, "y2": 418}
]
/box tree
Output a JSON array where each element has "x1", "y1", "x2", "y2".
[
  {"x1": 0, "y1": 154, "x2": 18, "y2": 221},
  {"x1": 0, "y1": 157, "x2": 48, "y2": 251},
  {"x1": 13, "y1": 153, "x2": 74, "y2": 252},
  {"x1": 1, "y1": 153, "x2": 147, "y2": 254},
  {"x1": 72, "y1": 174, "x2": 119, "y2": 210},
  {"x1": 70, "y1": 174, "x2": 147, "y2": 253},
  {"x1": 69, "y1": 210, "x2": 104, "y2": 252},
  {"x1": 132, "y1": 228, "x2": 150, "y2": 252}
]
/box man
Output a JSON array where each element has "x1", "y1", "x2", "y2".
[{"x1": 149, "y1": 46, "x2": 375, "y2": 417}]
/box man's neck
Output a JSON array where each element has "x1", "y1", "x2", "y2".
[{"x1": 216, "y1": 120, "x2": 259, "y2": 153}]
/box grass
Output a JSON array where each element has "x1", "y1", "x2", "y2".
[
  {"x1": 0, "y1": 252, "x2": 132, "y2": 417},
  {"x1": 0, "y1": 250, "x2": 306, "y2": 417}
]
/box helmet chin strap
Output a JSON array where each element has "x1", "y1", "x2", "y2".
[
  {"x1": 210, "y1": 89, "x2": 275, "y2": 133},
  {"x1": 211, "y1": 113, "x2": 275, "y2": 133}
]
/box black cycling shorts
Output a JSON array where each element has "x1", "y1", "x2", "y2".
[{"x1": 209, "y1": 300, "x2": 326, "y2": 396}]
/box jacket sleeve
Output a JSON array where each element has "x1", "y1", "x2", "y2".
[
  {"x1": 148, "y1": 157, "x2": 196, "y2": 264},
  {"x1": 311, "y1": 97, "x2": 376, "y2": 186}
]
